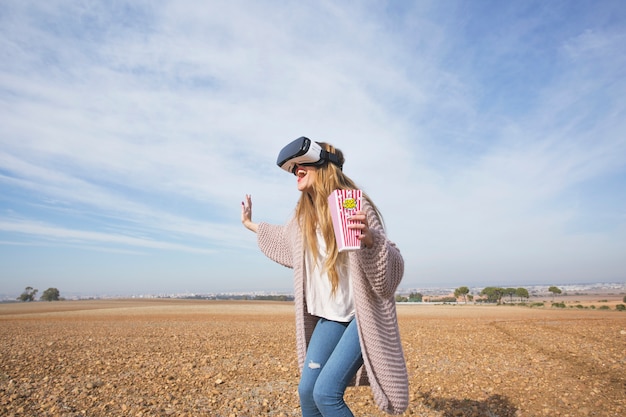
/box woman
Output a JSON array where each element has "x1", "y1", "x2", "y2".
[{"x1": 241, "y1": 137, "x2": 408, "y2": 416}]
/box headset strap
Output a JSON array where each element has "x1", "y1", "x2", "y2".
[{"x1": 320, "y1": 150, "x2": 343, "y2": 170}]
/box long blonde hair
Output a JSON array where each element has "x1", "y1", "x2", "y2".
[{"x1": 295, "y1": 142, "x2": 383, "y2": 294}]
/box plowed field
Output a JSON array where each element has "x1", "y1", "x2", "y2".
[{"x1": 1, "y1": 299, "x2": 625, "y2": 416}]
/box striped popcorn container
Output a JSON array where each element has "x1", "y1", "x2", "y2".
[{"x1": 328, "y1": 189, "x2": 362, "y2": 252}]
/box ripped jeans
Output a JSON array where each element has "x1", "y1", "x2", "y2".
[{"x1": 298, "y1": 318, "x2": 364, "y2": 417}]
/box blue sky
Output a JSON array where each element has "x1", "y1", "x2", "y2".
[{"x1": 1, "y1": 0, "x2": 625, "y2": 297}]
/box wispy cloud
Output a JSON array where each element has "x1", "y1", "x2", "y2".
[
  {"x1": 0, "y1": 218, "x2": 215, "y2": 253},
  {"x1": 1, "y1": 0, "x2": 625, "y2": 295}
]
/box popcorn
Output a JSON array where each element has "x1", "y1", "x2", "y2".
[{"x1": 328, "y1": 189, "x2": 362, "y2": 252}]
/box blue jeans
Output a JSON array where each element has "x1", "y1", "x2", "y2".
[{"x1": 298, "y1": 318, "x2": 364, "y2": 417}]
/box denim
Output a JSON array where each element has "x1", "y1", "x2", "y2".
[{"x1": 298, "y1": 318, "x2": 364, "y2": 417}]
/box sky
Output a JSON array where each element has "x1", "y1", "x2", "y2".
[{"x1": 1, "y1": 0, "x2": 625, "y2": 297}]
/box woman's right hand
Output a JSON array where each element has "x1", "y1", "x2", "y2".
[{"x1": 241, "y1": 194, "x2": 258, "y2": 233}]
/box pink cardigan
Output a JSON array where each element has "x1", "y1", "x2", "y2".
[{"x1": 257, "y1": 201, "x2": 409, "y2": 414}]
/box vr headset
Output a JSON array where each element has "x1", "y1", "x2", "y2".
[{"x1": 277, "y1": 136, "x2": 342, "y2": 174}]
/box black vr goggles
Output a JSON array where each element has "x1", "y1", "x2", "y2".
[{"x1": 276, "y1": 137, "x2": 342, "y2": 174}]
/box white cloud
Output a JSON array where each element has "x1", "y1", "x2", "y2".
[
  {"x1": 1, "y1": 0, "x2": 625, "y2": 295},
  {"x1": 0, "y1": 218, "x2": 215, "y2": 254}
]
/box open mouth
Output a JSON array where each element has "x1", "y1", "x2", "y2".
[{"x1": 296, "y1": 168, "x2": 307, "y2": 179}]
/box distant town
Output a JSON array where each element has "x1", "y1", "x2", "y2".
[{"x1": 2, "y1": 281, "x2": 624, "y2": 303}]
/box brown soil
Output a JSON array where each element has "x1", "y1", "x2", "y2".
[{"x1": 1, "y1": 299, "x2": 625, "y2": 417}]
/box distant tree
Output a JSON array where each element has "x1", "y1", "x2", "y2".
[
  {"x1": 40, "y1": 288, "x2": 61, "y2": 301},
  {"x1": 504, "y1": 288, "x2": 517, "y2": 303},
  {"x1": 623, "y1": 295, "x2": 626, "y2": 303},
  {"x1": 408, "y1": 292, "x2": 423, "y2": 302},
  {"x1": 515, "y1": 287, "x2": 529, "y2": 301},
  {"x1": 548, "y1": 286, "x2": 562, "y2": 300},
  {"x1": 454, "y1": 286, "x2": 470, "y2": 303},
  {"x1": 395, "y1": 295, "x2": 408, "y2": 302},
  {"x1": 481, "y1": 287, "x2": 505, "y2": 304},
  {"x1": 17, "y1": 286, "x2": 38, "y2": 302}
]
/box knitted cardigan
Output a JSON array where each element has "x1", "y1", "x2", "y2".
[{"x1": 257, "y1": 201, "x2": 409, "y2": 414}]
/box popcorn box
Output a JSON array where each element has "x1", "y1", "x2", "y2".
[{"x1": 328, "y1": 189, "x2": 362, "y2": 252}]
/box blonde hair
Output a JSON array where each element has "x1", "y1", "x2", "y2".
[{"x1": 295, "y1": 142, "x2": 383, "y2": 294}]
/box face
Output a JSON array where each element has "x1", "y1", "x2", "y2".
[{"x1": 295, "y1": 165, "x2": 318, "y2": 194}]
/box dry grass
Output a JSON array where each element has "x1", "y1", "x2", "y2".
[{"x1": 1, "y1": 299, "x2": 625, "y2": 417}]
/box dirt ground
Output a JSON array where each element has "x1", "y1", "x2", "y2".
[{"x1": 1, "y1": 299, "x2": 625, "y2": 417}]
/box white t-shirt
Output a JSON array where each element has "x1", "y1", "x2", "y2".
[{"x1": 304, "y1": 229, "x2": 355, "y2": 322}]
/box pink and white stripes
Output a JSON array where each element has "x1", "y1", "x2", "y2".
[{"x1": 328, "y1": 189, "x2": 362, "y2": 252}]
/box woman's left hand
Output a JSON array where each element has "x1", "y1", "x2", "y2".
[{"x1": 348, "y1": 210, "x2": 373, "y2": 248}]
